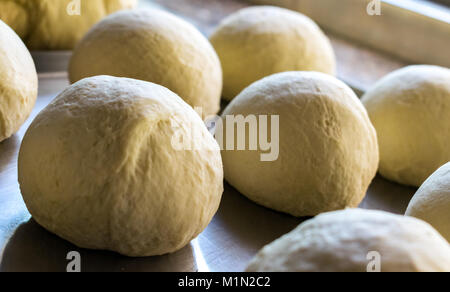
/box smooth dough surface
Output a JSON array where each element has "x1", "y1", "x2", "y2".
[
  {"x1": 220, "y1": 72, "x2": 379, "y2": 217},
  {"x1": 362, "y1": 65, "x2": 450, "y2": 187},
  {"x1": 210, "y1": 6, "x2": 336, "y2": 100},
  {"x1": 406, "y1": 162, "x2": 450, "y2": 242},
  {"x1": 246, "y1": 209, "x2": 450, "y2": 272},
  {"x1": 0, "y1": 19, "x2": 37, "y2": 142},
  {"x1": 69, "y1": 9, "x2": 223, "y2": 117},
  {"x1": 0, "y1": 0, "x2": 137, "y2": 50},
  {"x1": 18, "y1": 76, "x2": 224, "y2": 257}
]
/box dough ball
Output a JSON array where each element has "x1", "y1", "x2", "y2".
[
  {"x1": 0, "y1": 19, "x2": 37, "y2": 142},
  {"x1": 362, "y1": 65, "x2": 450, "y2": 187},
  {"x1": 210, "y1": 6, "x2": 336, "y2": 100},
  {"x1": 18, "y1": 76, "x2": 224, "y2": 257},
  {"x1": 0, "y1": 0, "x2": 29, "y2": 39},
  {"x1": 406, "y1": 162, "x2": 450, "y2": 242},
  {"x1": 246, "y1": 209, "x2": 450, "y2": 272},
  {"x1": 219, "y1": 72, "x2": 379, "y2": 217},
  {"x1": 0, "y1": 0, "x2": 137, "y2": 50},
  {"x1": 69, "y1": 9, "x2": 222, "y2": 117}
]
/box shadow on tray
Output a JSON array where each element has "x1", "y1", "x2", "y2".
[{"x1": 0, "y1": 219, "x2": 197, "y2": 272}]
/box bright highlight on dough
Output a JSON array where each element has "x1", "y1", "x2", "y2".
[
  {"x1": 246, "y1": 209, "x2": 450, "y2": 272},
  {"x1": 18, "y1": 76, "x2": 224, "y2": 257},
  {"x1": 0, "y1": 0, "x2": 137, "y2": 50},
  {"x1": 0, "y1": 19, "x2": 37, "y2": 142},
  {"x1": 220, "y1": 71, "x2": 379, "y2": 217},
  {"x1": 210, "y1": 6, "x2": 336, "y2": 100},
  {"x1": 406, "y1": 162, "x2": 450, "y2": 242},
  {"x1": 362, "y1": 65, "x2": 450, "y2": 187},
  {"x1": 69, "y1": 9, "x2": 223, "y2": 117}
]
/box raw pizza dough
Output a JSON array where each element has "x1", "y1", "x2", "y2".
[
  {"x1": 69, "y1": 9, "x2": 223, "y2": 117},
  {"x1": 18, "y1": 76, "x2": 224, "y2": 257},
  {"x1": 406, "y1": 162, "x2": 450, "y2": 242},
  {"x1": 210, "y1": 6, "x2": 336, "y2": 100},
  {"x1": 219, "y1": 71, "x2": 379, "y2": 217},
  {"x1": 0, "y1": 19, "x2": 37, "y2": 142},
  {"x1": 362, "y1": 65, "x2": 450, "y2": 187},
  {"x1": 0, "y1": 0, "x2": 137, "y2": 50},
  {"x1": 246, "y1": 209, "x2": 450, "y2": 272}
]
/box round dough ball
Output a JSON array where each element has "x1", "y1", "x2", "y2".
[
  {"x1": 210, "y1": 6, "x2": 336, "y2": 100},
  {"x1": 0, "y1": 19, "x2": 37, "y2": 142},
  {"x1": 219, "y1": 71, "x2": 379, "y2": 217},
  {"x1": 0, "y1": 0, "x2": 29, "y2": 39},
  {"x1": 246, "y1": 209, "x2": 450, "y2": 272},
  {"x1": 69, "y1": 9, "x2": 222, "y2": 117},
  {"x1": 406, "y1": 162, "x2": 450, "y2": 242},
  {"x1": 0, "y1": 0, "x2": 137, "y2": 50},
  {"x1": 18, "y1": 76, "x2": 224, "y2": 257},
  {"x1": 362, "y1": 65, "x2": 450, "y2": 187}
]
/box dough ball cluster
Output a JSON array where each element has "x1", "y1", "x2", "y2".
[
  {"x1": 0, "y1": 19, "x2": 37, "y2": 142},
  {"x1": 406, "y1": 162, "x2": 450, "y2": 242},
  {"x1": 210, "y1": 6, "x2": 336, "y2": 100},
  {"x1": 0, "y1": 0, "x2": 137, "y2": 50},
  {"x1": 362, "y1": 65, "x2": 450, "y2": 187},
  {"x1": 69, "y1": 9, "x2": 223, "y2": 117},
  {"x1": 12, "y1": 1, "x2": 450, "y2": 265},
  {"x1": 220, "y1": 71, "x2": 379, "y2": 217},
  {"x1": 18, "y1": 76, "x2": 224, "y2": 257},
  {"x1": 246, "y1": 209, "x2": 450, "y2": 272}
]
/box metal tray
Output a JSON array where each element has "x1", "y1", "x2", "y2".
[{"x1": 0, "y1": 54, "x2": 417, "y2": 272}]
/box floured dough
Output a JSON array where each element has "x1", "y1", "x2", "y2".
[
  {"x1": 219, "y1": 71, "x2": 379, "y2": 217},
  {"x1": 210, "y1": 6, "x2": 336, "y2": 100},
  {"x1": 0, "y1": 19, "x2": 37, "y2": 142},
  {"x1": 0, "y1": 0, "x2": 137, "y2": 50},
  {"x1": 362, "y1": 65, "x2": 450, "y2": 187},
  {"x1": 406, "y1": 162, "x2": 450, "y2": 242},
  {"x1": 18, "y1": 76, "x2": 224, "y2": 257},
  {"x1": 69, "y1": 9, "x2": 223, "y2": 117},
  {"x1": 246, "y1": 209, "x2": 450, "y2": 272}
]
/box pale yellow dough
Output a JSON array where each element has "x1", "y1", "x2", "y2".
[
  {"x1": 18, "y1": 76, "x2": 224, "y2": 257},
  {"x1": 362, "y1": 65, "x2": 450, "y2": 187},
  {"x1": 69, "y1": 9, "x2": 223, "y2": 117},
  {"x1": 210, "y1": 6, "x2": 336, "y2": 100},
  {"x1": 220, "y1": 72, "x2": 379, "y2": 217},
  {"x1": 0, "y1": 19, "x2": 37, "y2": 142},
  {"x1": 406, "y1": 162, "x2": 450, "y2": 242},
  {"x1": 246, "y1": 209, "x2": 450, "y2": 272},
  {"x1": 0, "y1": 0, "x2": 137, "y2": 50}
]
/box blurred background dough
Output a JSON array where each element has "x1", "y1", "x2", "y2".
[
  {"x1": 210, "y1": 6, "x2": 336, "y2": 100},
  {"x1": 0, "y1": 0, "x2": 137, "y2": 50},
  {"x1": 0, "y1": 19, "x2": 37, "y2": 142},
  {"x1": 69, "y1": 9, "x2": 223, "y2": 117}
]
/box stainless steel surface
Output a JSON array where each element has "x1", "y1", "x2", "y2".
[
  {"x1": 0, "y1": 72, "x2": 417, "y2": 272},
  {"x1": 31, "y1": 51, "x2": 72, "y2": 73},
  {"x1": 0, "y1": 0, "x2": 418, "y2": 271}
]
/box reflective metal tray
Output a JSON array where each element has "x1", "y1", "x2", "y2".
[{"x1": 0, "y1": 54, "x2": 417, "y2": 272}]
